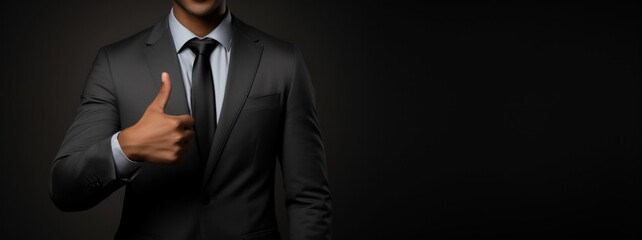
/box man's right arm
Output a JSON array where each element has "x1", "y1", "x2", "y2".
[
  {"x1": 50, "y1": 48, "x2": 195, "y2": 211},
  {"x1": 50, "y1": 48, "x2": 126, "y2": 212}
]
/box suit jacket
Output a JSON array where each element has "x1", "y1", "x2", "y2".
[{"x1": 50, "y1": 14, "x2": 331, "y2": 240}]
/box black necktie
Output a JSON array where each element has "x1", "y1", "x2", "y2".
[{"x1": 186, "y1": 38, "x2": 218, "y2": 161}]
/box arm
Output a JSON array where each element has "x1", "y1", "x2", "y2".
[
  {"x1": 50, "y1": 48, "x2": 126, "y2": 211},
  {"x1": 279, "y1": 47, "x2": 332, "y2": 240},
  {"x1": 50, "y1": 49, "x2": 194, "y2": 211}
]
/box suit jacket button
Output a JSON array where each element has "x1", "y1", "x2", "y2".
[{"x1": 201, "y1": 196, "x2": 211, "y2": 205}]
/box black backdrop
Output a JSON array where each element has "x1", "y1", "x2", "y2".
[{"x1": 0, "y1": 1, "x2": 639, "y2": 239}]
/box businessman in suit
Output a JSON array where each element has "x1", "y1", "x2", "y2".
[{"x1": 50, "y1": 0, "x2": 331, "y2": 239}]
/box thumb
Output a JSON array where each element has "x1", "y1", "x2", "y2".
[{"x1": 151, "y1": 72, "x2": 172, "y2": 110}]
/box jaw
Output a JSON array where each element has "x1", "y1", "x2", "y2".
[{"x1": 174, "y1": 0, "x2": 226, "y2": 18}]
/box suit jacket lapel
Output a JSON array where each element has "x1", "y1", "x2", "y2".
[
  {"x1": 143, "y1": 17, "x2": 190, "y2": 116},
  {"x1": 143, "y1": 18, "x2": 202, "y2": 169},
  {"x1": 141, "y1": 15, "x2": 262, "y2": 191},
  {"x1": 201, "y1": 17, "x2": 264, "y2": 190}
]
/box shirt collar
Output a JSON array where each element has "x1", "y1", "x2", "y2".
[{"x1": 168, "y1": 7, "x2": 233, "y2": 52}]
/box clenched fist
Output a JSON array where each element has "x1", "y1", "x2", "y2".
[{"x1": 118, "y1": 72, "x2": 195, "y2": 164}]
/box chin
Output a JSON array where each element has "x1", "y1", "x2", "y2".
[{"x1": 176, "y1": 0, "x2": 223, "y2": 17}]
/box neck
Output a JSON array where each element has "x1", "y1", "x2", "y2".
[{"x1": 172, "y1": 3, "x2": 226, "y2": 37}]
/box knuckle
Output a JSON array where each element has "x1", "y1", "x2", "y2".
[
  {"x1": 172, "y1": 152, "x2": 182, "y2": 161},
  {"x1": 172, "y1": 133, "x2": 182, "y2": 142},
  {"x1": 167, "y1": 153, "x2": 179, "y2": 163},
  {"x1": 185, "y1": 130, "x2": 195, "y2": 138},
  {"x1": 172, "y1": 145, "x2": 182, "y2": 153},
  {"x1": 182, "y1": 117, "x2": 194, "y2": 127},
  {"x1": 170, "y1": 119, "x2": 181, "y2": 128}
]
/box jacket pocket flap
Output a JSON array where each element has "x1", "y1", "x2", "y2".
[{"x1": 243, "y1": 93, "x2": 280, "y2": 110}]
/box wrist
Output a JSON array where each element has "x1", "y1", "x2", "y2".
[{"x1": 118, "y1": 128, "x2": 143, "y2": 162}]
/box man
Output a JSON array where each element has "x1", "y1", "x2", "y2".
[{"x1": 50, "y1": 0, "x2": 332, "y2": 239}]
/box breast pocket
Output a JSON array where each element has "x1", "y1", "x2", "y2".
[{"x1": 243, "y1": 93, "x2": 280, "y2": 111}]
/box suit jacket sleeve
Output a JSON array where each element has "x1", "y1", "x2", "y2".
[
  {"x1": 50, "y1": 48, "x2": 126, "y2": 211},
  {"x1": 279, "y1": 47, "x2": 332, "y2": 240}
]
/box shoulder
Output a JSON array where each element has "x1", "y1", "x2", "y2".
[
  {"x1": 99, "y1": 23, "x2": 157, "y2": 56},
  {"x1": 232, "y1": 16, "x2": 298, "y2": 59},
  {"x1": 232, "y1": 15, "x2": 308, "y2": 80}
]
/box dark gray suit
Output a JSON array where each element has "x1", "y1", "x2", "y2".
[{"x1": 50, "y1": 14, "x2": 331, "y2": 240}]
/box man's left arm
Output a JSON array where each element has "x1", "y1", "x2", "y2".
[{"x1": 279, "y1": 47, "x2": 332, "y2": 240}]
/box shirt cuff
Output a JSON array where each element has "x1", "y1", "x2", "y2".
[{"x1": 111, "y1": 132, "x2": 142, "y2": 181}]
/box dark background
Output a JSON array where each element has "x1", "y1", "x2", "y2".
[{"x1": 0, "y1": 1, "x2": 639, "y2": 239}]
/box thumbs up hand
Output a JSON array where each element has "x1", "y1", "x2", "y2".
[{"x1": 118, "y1": 72, "x2": 195, "y2": 164}]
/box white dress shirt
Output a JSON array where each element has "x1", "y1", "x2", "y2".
[{"x1": 110, "y1": 8, "x2": 233, "y2": 181}]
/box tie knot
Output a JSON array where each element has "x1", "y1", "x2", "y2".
[{"x1": 185, "y1": 38, "x2": 218, "y2": 56}]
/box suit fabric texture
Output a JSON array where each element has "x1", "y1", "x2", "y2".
[{"x1": 50, "y1": 14, "x2": 332, "y2": 240}]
